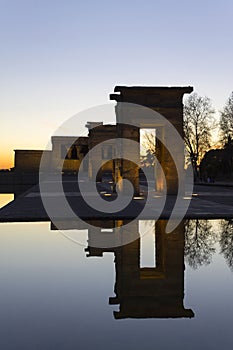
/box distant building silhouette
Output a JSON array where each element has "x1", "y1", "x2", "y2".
[{"x1": 200, "y1": 137, "x2": 233, "y2": 181}]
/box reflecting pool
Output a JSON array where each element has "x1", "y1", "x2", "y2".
[
  {"x1": 0, "y1": 219, "x2": 233, "y2": 350},
  {"x1": 0, "y1": 194, "x2": 14, "y2": 208}
]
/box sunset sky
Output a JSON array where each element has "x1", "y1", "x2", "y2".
[{"x1": 1, "y1": 0, "x2": 233, "y2": 169}]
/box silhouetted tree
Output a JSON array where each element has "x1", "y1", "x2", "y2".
[
  {"x1": 183, "y1": 93, "x2": 215, "y2": 180},
  {"x1": 141, "y1": 131, "x2": 156, "y2": 167},
  {"x1": 219, "y1": 219, "x2": 233, "y2": 271},
  {"x1": 220, "y1": 92, "x2": 233, "y2": 144},
  {"x1": 184, "y1": 219, "x2": 216, "y2": 269}
]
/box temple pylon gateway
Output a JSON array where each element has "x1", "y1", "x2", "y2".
[{"x1": 110, "y1": 86, "x2": 193, "y2": 194}]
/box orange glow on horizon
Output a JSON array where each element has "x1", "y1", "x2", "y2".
[{"x1": 0, "y1": 152, "x2": 14, "y2": 170}]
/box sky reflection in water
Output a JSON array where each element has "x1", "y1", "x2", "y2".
[
  {"x1": 0, "y1": 220, "x2": 232, "y2": 350},
  {"x1": 0, "y1": 194, "x2": 14, "y2": 208}
]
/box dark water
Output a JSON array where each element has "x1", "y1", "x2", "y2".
[{"x1": 0, "y1": 220, "x2": 232, "y2": 350}]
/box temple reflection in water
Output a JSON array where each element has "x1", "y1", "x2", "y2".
[{"x1": 52, "y1": 219, "x2": 194, "y2": 319}]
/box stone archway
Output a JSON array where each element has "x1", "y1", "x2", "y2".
[{"x1": 110, "y1": 86, "x2": 193, "y2": 195}]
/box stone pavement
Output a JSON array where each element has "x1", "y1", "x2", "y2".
[{"x1": 0, "y1": 176, "x2": 233, "y2": 222}]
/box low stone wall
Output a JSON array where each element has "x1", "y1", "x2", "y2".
[{"x1": 14, "y1": 150, "x2": 51, "y2": 173}]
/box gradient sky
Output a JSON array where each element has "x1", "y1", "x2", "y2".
[{"x1": 1, "y1": 0, "x2": 233, "y2": 168}]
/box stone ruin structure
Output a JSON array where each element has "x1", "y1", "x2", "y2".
[
  {"x1": 13, "y1": 86, "x2": 193, "y2": 194},
  {"x1": 51, "y1": 218, "x2": 194, "y2": 319}
]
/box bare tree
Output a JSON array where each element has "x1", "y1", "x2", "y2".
[
  {"x1": 220, "y1": 92, "x2": 233, "y2": 144},
  {"x1": 219, "y1": 219, "x2": 233, "y2": 271},
  {"x1": 141, "y1": 131, "x2": 156, "y2": 167},
  {"x1": 183, "y1": 93, "x2": 215, "y2": 179},
  {"x1": 184, "y1": 219, "x2": 216, "y2": 269}
]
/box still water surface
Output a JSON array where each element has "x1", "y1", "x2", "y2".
[
  {"x1": 0, "y1": 220, "x2": 232, "y2": 350},
  {"x1": 0, "y1": 194, "x2": 14, "y2": 208}
]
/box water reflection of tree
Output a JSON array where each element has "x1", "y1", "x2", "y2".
[
  {"x1": 184, "y1": 220, "x2": 216, "y2": 269},
  {"x1": 219, "y1": 219, "x2": 233, "y2": 271}
]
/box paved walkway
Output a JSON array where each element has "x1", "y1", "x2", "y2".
[{"x1": 0, "y1": 177, "x2": 233, "y2": 222}]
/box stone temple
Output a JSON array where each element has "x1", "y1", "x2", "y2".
[{"x1": 13, "y1": 86, "x2": 193, "y2": 194}]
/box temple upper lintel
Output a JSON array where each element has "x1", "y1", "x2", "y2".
[
  {"x1": 113, "y1": 85, "x2": 193, "y2": 93},
  {"x1": 109, "y1": 85, "x2": 193, "y2": 107}
]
